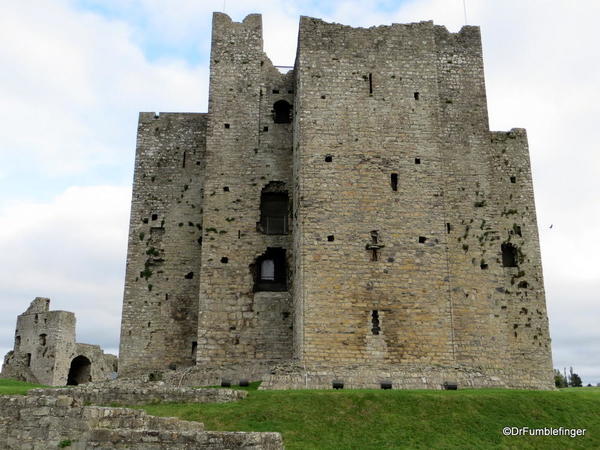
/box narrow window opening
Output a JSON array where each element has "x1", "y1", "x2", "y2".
[
  {"x1": 253, "y1": 248, "x2": 287, "y2": 292},
  {"x1": 15, "y1": 336, "x2": 20, "y2": 348},
  {"x1": 446, "y1": 223, "x2": 452, "y2": 233},
  {"x1": 272, "y1": 89, "x2": 279, "y2": 94},
  {"x1": 369, "y1": 73, "x2": 373, "y2": 95},
  {"x1": 273, "y1": 100, "x2": 292, "y2": 123},
  {"x1": 480, "y1": 261, "x2": 489, "y2": 270},
  {"x1": 321, "y1": 95, "x2": 326, "y2": 99},
  {"x1": 414, "y1": 92, "x2": 420, "y2": 100},
  {"x1": 26, "y1": 353, "x2": 31, "y2": 367},
  {"x1": 182, "y1": 150, "x2": 186, "y2": 168},
  {"x1": 221, "y1": 257, "x2": 229, "y2": 264},
  {"x1": 39, "y1": 334, "x2": 47, "y2": 346},
  {"x1": 191, "y1": 341, "x2": 197, "y2": 359},
  {"x1": 263, "y1": 126, "x2": 269, "y2": 132},
  {"x1": 325, "y1": 155, "x2": 333, "y2": 162},
  {"x1": 371, "y1": 310, "x2": 381, "y2": 335},
  {"x1": 501, "y1": 243, "x2": 519, "y2": 267},
  {"x1": 34, "y1": 314, "x2": 38, "y2": 324},
  {"x1": 510, "y1": 176, "x2": 516, "y2": 183},
  {"x1": 415, "y1": 158, "x2": 421, "y2": 164},
  {"x1": 391, "y1": 173, "x2": 398, "y2": 191},
  {"x1": 224, "y1": 123, "x2": 230, "y2": 129},
  {"x1": 259, "y1": 183, "x2": 289, "y2": 235},
  {"x1": 223, "y1": 186, "x2": 229, "y2": 192},
  {"x1": 327, "y1": 235, "x2": 335, "y2": 242},
  {"x1": 513, "y1": 225, "x2": 522, "y2": 237},
  {"x1": 368, "y1": 230, "x2": 382, "y2": 261},
  {"x1": 185, "y1": 272, "x2": 194, "y2": 279},
  {"x1": 418, "y1": 236, "x2": 427, "y2": 243},
  {"x1": 151, "y1": 214, "x2": 158, "y2": 221}
]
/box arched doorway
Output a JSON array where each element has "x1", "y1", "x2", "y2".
[{"x1": 67, "y1": 355, "x2": 92, "y2": 385}]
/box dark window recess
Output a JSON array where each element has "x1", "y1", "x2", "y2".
[
  {"x1": 224, "y1": 123, "x2": 230, "y2": 129},
  {"x1": 272, "y1": 89, "x2": 279, "y2": 94},
  {"x1": 182, "y1": 150, "x2": 186, "y2": 168},
  {"x1": 223, "y1": 186, "x2": 229, "y2": 192},
  {"x1": 510, "y1": 176, "x2": 516, "y2": 183},
  {"x1": 185, "y1": 272, "x2": 194, "y2": 279},
  {"x1": 418, "y1": 236, "x2": 427, "y2": 243},
  {"x1": 39, "y1": 334, "x2": 47, "y2": 346},
  {"x1": 15, "y1": 336, "x2": 21, "y2": 347},
  {"x1": 369, "y1": 73, "x2": 373, "y2": 94},
  {"x1": 414, "y1": 92, "x2": 420, "y2": 100},
  {"x1": 480, "y1": 261, "x2": 489, "y2": 270},
  {"x1": 371, "y1": 310, "x2": 381, "y2": 335},
  {"x1": 327, "y1": 235, "x2": 335, "y2": 242},
  {"x1": 513, "y1": 225, "x2": 522, "y2": 237},
  {"x1": 502, "y1": 243, "x2": 519, "y2": 267},
  {"x1": 380, "y1": 381, "x2": 392, "y2": 390},
  {"x1": 415, "y1": 158, "x2": 421, "y2": 164},
  {"x1": 253, "y1": 248, "x2": 287, "y2": 292},
  {"x1": 263, "y1": 126, "x2": 269, "y2": 132},
  {"x1": 26, "y1": 353, "x2": 31, "y2": 367},
  {"x1": 273, "y1": 100, "x2": 292, "y2": 123},
  {"x1": 332, "y1": 380, "x2": 344, "y2": 389},
  {"x1": 151, "y1": 214, "x2": 158, "y2": 221},
  {"x1": 391, "y1": 173, "x2": 398, "y2": 191},
  {"x1": 221, "y1": 257, "x2": 228, "y2": 264},
  {"x1": 446, "y1": 223, "x2": 452, "y2": 233},
  {"x1": 325, "y1": 155, "x2": 333, "y2": 162},
  {"x1": 260, "y1": 190, "x2": 289, "y2": 235},
  {"x1": 367, "y1": 230, "x2": 383, "y2": 261},
  {"x1": 221, "y1": 379, "x2": 231, "y2": 387},
  {"x1": 191, "y1": 341, "x2": 197, "y2": 358}
]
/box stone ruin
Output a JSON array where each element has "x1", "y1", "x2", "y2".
[
  {"x1": 118, "y1": 12, "x2": 553, "y2": 390},
  {"x1": 1, "y1": 297, "x2": 117, "y2": 386}
]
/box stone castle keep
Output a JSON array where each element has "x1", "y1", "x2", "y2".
[{"x1": 118, "y1": 12, "x2": 553, "y2": 389}]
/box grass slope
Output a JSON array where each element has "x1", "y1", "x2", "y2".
[
  {"x1": 0, "y1": 378, "x2": 46, "y2": 395},
  {"x1": 1, "y1": 379, "x2": 597, "y2": 448},
  {"x1": 140, "y1": 387, "x2": 600, "y2": 449}
]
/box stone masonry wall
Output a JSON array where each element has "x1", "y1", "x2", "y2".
[
  {"x1": 119, "y1": 113, "x2": 207, "y2": 375},
  {"x1": 196, "y1": 13, "x2": 294, "y2": 365},
  {"x1": 0, "y1": 394, "x2": 283, "y2": 449}
]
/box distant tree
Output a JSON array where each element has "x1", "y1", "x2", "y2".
[
  {"x1": 554, "y1": 369, "x2": 568, "y2": 388},
  {"x1": 587, "y1": 384, "x2": 592, "y2": 387},
  {"x1": 570, "y1": 373, "x2": 583, "y2": 387}
]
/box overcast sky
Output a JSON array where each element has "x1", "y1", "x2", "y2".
[{"x1": 1, "y1": 0, "x2": 598, "y2": 385}]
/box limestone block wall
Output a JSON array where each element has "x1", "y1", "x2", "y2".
[
  {"x1": 196, "y1": 13, "x2": 293, "y2": 365},
  {"x1": 0, "y1": 394, "x2": 283, "y2": 449},
  {"x1": 294, "y1": 18, "x2": 456, "y2": 365},
  {"x1": 119, "y1": 112, "x2": 207, "y2": 375}
]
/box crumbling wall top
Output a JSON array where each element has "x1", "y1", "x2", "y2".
[{"x1": 23, "y1": 297, "x2": 50, "y2": 315}]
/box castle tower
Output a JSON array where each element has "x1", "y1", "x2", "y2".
[{"x1": 118, "y1": 13, "x2": 553, "y2": 389}]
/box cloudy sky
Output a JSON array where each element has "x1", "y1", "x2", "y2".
[{"x1": 1, "y1": 0, "x2": 598, "y2": 385}]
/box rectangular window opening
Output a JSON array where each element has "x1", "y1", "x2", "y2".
[
  {"x1": 371, "y1": 310, "x2": 381, "y2": 335},
  {"x1": 369, "y1": 73, "x2": 373, "y2": 95},
  {"x1": 391, "y1": 173, "x2": 398, "y2": 191}
]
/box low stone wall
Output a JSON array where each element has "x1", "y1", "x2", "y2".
[
  {"x1": 30, "y1": 384, "x2": 246, "y2": 406},
  {"x1": 0, "y1": 394, "x2": 283, "y2": 449},
  {"x1": 258, "y1": 362, "x2": 555, "y2": 390}
]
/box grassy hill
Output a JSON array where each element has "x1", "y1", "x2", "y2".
[{"x1": 1, "y1": 379, "x2": 598, "y2": 449}]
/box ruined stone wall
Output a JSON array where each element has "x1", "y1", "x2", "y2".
[
  {"x1": 294, "y1": 18, "x2": 455, "y2": 365},
  {"x1": 2, "y1": 298, "x2": 118, "y2": 386},
  {"x1": 119, "y1": 113, "x2": 207, "y2": 375},
  {"x1": 0, "y1": 394, "x2": 283, "y2": 449},
  {"x1": 196, "y1": 13, "x2": 293, "y2": 365}
]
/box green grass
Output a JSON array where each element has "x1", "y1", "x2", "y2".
[
  {"x1": 0, "y1": 378, "x2": 47, "y2": 395},
  {"x1": 139, "y1": 387, "x2": 600, "y2": 449}
]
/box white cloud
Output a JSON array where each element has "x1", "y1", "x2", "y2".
[{"x1": 0, "y1": 185, "x2": 131, "y2": 357}]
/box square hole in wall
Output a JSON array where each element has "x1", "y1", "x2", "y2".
[
  {"x1": 325, "y1": 155, "x2": 333, "y2": 162},
  {"x1": 223, "y1": 186, "x2": 230, "y2": 192},
  {"x1": 272, "y1": 89, "x2": 279, "y2": 94},
  {"x1": 414, "y1": 92, "x2": 420, "y2": 100},
  {"x1": 224, "y1": 123, "x2": 230, "y2": 129},
  {"x1": 263, "y1": 126, "x2": 269, "y2": 132},
  {"x1": 415, "y1": 158, "x2": 421, "y2": 164},
  {"x1": 418, "y1": 236, "x2": 427, "y2": 243},
  {"x1": 327, "y1": 235, "x2": 335, "y2": 242},
  {"x1": 510, "y1": 176, "x2": 516, "y2": 183},
  {"x1": 151, "y1": 214, "x2": 158, "y2": 221}
]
